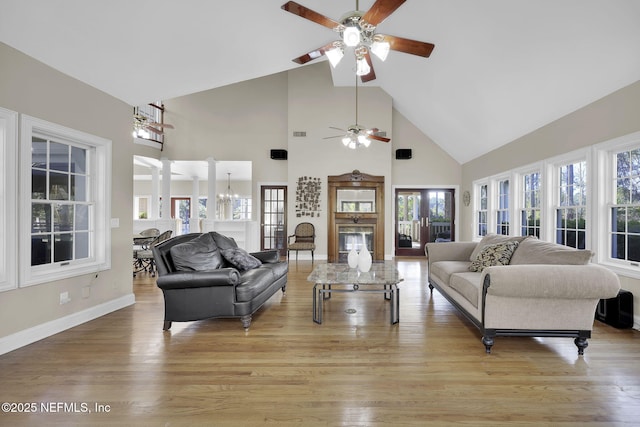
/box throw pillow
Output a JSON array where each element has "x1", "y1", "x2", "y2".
[
  {"x1": 221, "y1": 247, "x2": 262, "y2": 271},
  {"x1": 170, "y1": 233, "x2": 224, "y2": 271},
  {"x1": 469, "y1": 240, "x2": 520, "y2": 272},
  {"x1": 469, "y1": 234, "x2": 528, "y2": 261}
]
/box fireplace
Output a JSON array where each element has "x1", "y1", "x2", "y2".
[
  {"x1": 327, "y1": 170, "x2": 384, "y2": 262},
  {"x1": 337, "y1": 225, "x2": 374, "y2": 263}
]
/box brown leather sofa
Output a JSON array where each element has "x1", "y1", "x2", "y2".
[{"x1": 152, "y1": 232, "x2": 287, "y2": 331}]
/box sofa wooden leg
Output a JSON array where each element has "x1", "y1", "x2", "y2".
[
  {"x1": 163, "y1": 321, "x2": 172, "y2": 331},
  {"x1": 281, "y1": 286, "x2": 286, "y2": 295},
  {"x1": 482, "y1": 336, "x2": 494, "y2": 354},
  {"x1": 574, "y1": 337, "x2": 588, "y2": 355},
  {"x1": 241, "y1": 315, "x2": 252, "y2": 331},
  {"x1": 428, "y1": 283, "x2": 434, "y2": 292}
]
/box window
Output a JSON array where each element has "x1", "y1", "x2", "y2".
[
  {"x1": 496, "y1": 179, "x2": 510, "y2": 235},
  {"x1": 521, "y1": 171, "x2": 541, "y2": 237},
  {"x1": 233, "y1": 197, "x2": 252, "y2": 220},
  {"x1": 556, "y1": 160, "x2": 586, "y2": 248},
  {"x1": 0, "y1": 107, "x2": 18, "y2": 292},
  {"x1": 20, "y1": 115, "x2": 111, "y2": 286},
  {"x1": 476, "y1": 182, "x2": 488, "y2": 237},
  {"x1": 610, "y1": 147, "x2": 640, "y2": 263}
]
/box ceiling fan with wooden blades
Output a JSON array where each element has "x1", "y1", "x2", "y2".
[
  {"x1": 282, "y1": 0, "x2": 435, "y2": 83},
  {"x1": 324, "y1": 76, "x2": 390, "y2": 149}
]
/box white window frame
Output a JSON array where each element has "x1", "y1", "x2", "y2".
[
  {"x1": 19, "y1": 115, "x2": 111, "y2": 287},
  {"x1": 515, "y1": 166, "x2": 543, "y2": 238},
  {"x1": 494, "y1": 176, "x2": 511, "y2": 235},
  {"x1": 473, "y1": 180, "x2": 489, "y2": 239},
  {"x1": 0, "y1": 107, "x2": 18, "y2": 292},
  {"x1": 595, "y1": 131, "x2": 640, "y2": 277},
  {"x1": 551, "y1": 153, "x2": 589, "y2": 249}
]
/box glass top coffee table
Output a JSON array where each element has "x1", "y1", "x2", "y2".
[{"x1": 307, "y1": 261, "x2": 403, "y2": 325}]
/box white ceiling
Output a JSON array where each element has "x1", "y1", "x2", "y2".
[{"x1": 2, "y1": 1, "x2": 640, "y2": 164}]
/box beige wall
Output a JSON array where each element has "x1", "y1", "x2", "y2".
[
  {"x1": 149, "y1": 62, "x2": 462, "y2": 258},
  {"x1": 0, "y1": 43, "x2": 134, "y2": 340}
]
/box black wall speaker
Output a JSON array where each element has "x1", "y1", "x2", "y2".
[
  {"x1": 270, "y1": 149, "x2": 288, "y2": 160},
  {"x1": 396, "y1": 149, "x2": 412, "y2": 160}
]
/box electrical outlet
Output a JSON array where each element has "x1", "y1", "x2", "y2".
[
  {"x1": 59, "y1": 291, "x2": 71, "y2": 305},
  {"x1": 82, "y1": 286, "x2": 91, "y2": 299}
]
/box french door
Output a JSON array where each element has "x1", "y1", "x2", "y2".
[
  {"x1": 260, "y1": 186, "x2": 287, "y2": 257},
  {"x1": 395, "y1": 188, "x2": 455, "y2": 256}
]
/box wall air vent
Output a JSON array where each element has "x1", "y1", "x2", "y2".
[{"x1": 293, "y1": 131, "x2": 307, "y2": 137}]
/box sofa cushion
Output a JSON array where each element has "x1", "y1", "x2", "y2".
[
  {"x1": 211, "y1": 232, "x2": 238, "y2": 251},
  {"x1": 430, "y1": 261, "x2": 472, "y2": 286},
  {"x1": 469, "y1": 241, "x2": 520, "y2": 272},
  {"x1": 169, "y1": 233, "x2": 224, "y2": 271},
  {"x1": 236, "y1": 268, "x2": 277, "y2": 302},
  {"x1": 449, "y1": 272, "x2": 483, "y2": 308},
  {"x1": 221, "y1": 247, "x2": 262, "y2": 271},
  {"x1": 509, "y1": 237, "x2": 593, "y2": 265},
  {"x1": 469, "y1": 234, "x2": 527, "y2": 261}
]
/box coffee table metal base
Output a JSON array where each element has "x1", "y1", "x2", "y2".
[{"x1": 312, "y1": 283, "x2": 399, "y2": 325}]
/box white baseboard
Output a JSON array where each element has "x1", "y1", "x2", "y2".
[{"x1": 0, "y1": 294, "x2": 135, "y2": 356}]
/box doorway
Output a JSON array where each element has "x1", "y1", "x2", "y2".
[
  {"x1": 171, "y1": 197, "x2": 190, "y2": 235},
  {"x1": 395, "y1": 188, "x2": 455, "y2": 256},
  {"x1": 260, "y1": 186, "x2": 287, "y2": 257}
]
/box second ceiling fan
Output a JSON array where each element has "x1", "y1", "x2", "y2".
[{"x1": 281, "y1": 0, "x2": 435, "y2": 82}]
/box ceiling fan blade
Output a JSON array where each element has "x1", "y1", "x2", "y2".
[
  {"x1": 382, "y1": 34, "x2": 435, "y2": 58},
  {"x1": 148, "y1": 122, "x2": 174, "y2": 129},
  {"x1": 292, "y1": 42, "x2": 336, "y2": 64},
  {"x1": 323, "y1": 135, "x2": 343, "y2": 140},
  {"x1": 329, "y1": 126, "x2": 347, "y2": 132},
  {"x1": 362, "y1": 0, "x2": 406, "y2": 26},
  {"x1": 281, "y1": 1, "x2": 340, "y2": 30},
  {"x1": 368, "y1": 134, "x2": 391, "y2": 143},
  {"x1": 143, "y1": 125, "x2": 164, "y2": 135},
  {"x1": 360, "y1": 52, "x2": 376, "y2": 83}
]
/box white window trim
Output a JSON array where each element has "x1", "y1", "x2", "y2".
[
  {"x1": 19, "y1": 115, "x2": 112, "y2": 287},
  {"x1": 512, "y1": 164, "x2": 543, "y2": 238},
  {"x1": 472, "y1": 179, "x2": 489, "y2": 240},
  {"x1": 0, "y1": 107, "x2": 18, "y2": 292},
  {"x1": 594, "y1": 131, "x2": 640, "y2": 278},
  {"x1": 493, "y1": 174, "x2": 512, "y2": 235},
  {"x1": 548, "y1": 150, "x2": 590, "y2": 249}
]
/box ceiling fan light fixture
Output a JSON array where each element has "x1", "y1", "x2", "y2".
[
  {"x1": 326, "y1": 44, "x2": 345, "y2": 67},
  {"x1": 358, "y1": 134, "x2": 370, "y2": 147},
  {"x1": 355, "y1": 56, "x2": 371, "y2": 76},
  {"x1": 343, "y1": 26, "x2": 361, "y2": 47},
  {"x1": 371, "y1": 39, "x2": 390, "y2": 61}
]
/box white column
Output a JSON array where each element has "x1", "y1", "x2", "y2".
[
  {"x1": 190, "y1": 175, "x2": 200, "y2": 233},
  {"x1": 201, "y1": 157, "x2": 217, "y2": 232},
  {"x1": 150, "y1": 166, "x2": 159, "y2": 219},
  {"x1": 158, "y1": 157, "x2": 175, "y2": 234}
]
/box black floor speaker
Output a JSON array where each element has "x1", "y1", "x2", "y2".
[{"x1": 596, "y1": 289, "x2": 634, "y2": 329}]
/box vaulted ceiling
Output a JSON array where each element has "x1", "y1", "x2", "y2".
[{"x1": 2, "y1": 1, "x2": 639, "y2": 163}]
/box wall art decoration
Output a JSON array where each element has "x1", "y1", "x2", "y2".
[{"x1": 295, "y1": 176, "x2": 321, "y2": 217}]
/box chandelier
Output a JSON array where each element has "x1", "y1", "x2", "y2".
[{"x1": 218, "y1": 173, "x2": 237, "y2": 205}]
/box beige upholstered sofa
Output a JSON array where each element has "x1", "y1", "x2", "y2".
[{"x1": 426, "y1": 234, "x2": 621, "y2": 354}]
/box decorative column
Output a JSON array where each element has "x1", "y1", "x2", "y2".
[
  {"x1": 190, "y1": 175, "x2": 200, "y2": 233},
  {"x1": 158, "y1": 157, "x2": 175, "y2": 234},
  {"x1": 201, "y1": 157, "x2": 217, "y2": 232},
  {"x1": 150, "y1": 165, "x2": 159, "y2": 219}
]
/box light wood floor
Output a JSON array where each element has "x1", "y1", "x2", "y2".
[{"x1": 1, "y1": 259, "x2": 639, "y2": 426}]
